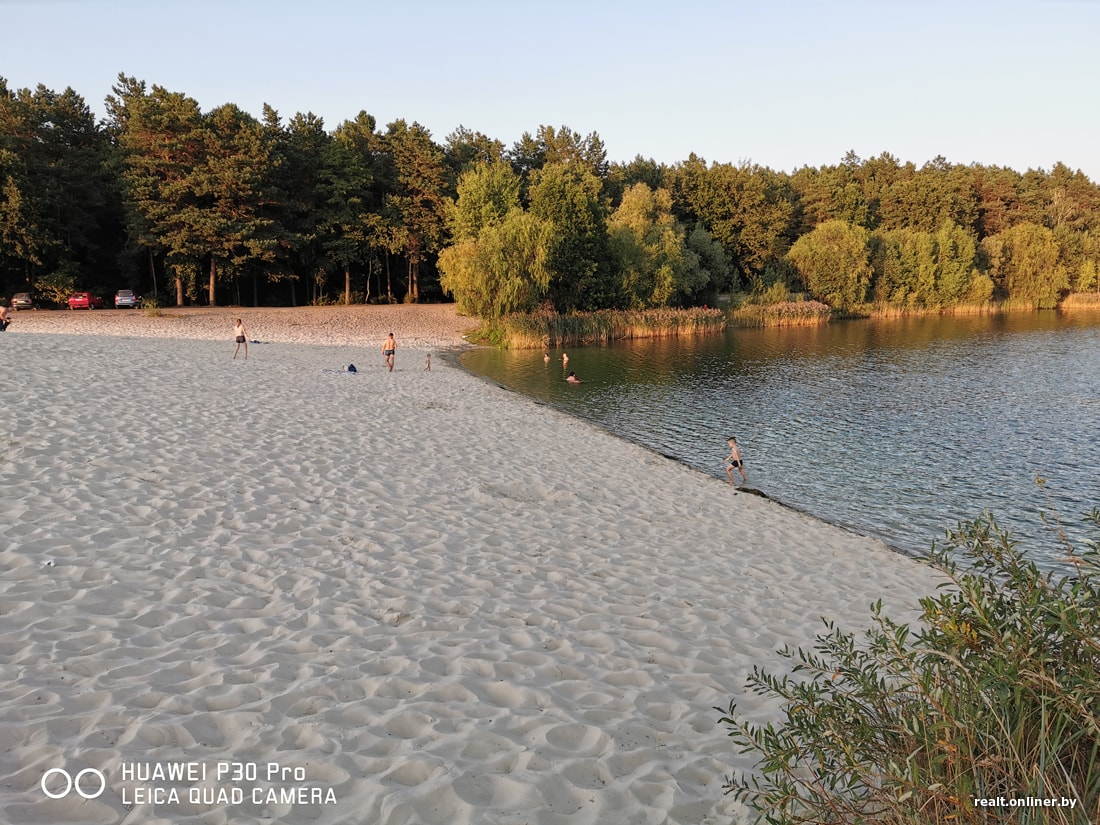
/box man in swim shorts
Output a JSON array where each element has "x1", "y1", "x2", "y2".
[{"x1": 382, "y1": 332, "x2": 396, "y2": 372}]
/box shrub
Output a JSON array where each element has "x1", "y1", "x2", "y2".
[
  {"x1": 719, "y1": 507, "x2": 1100, "y2": 825},
  {"x1": 141, "y1": 295, "x2": 163, "y2": 317}
]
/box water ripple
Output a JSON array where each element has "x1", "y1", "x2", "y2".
[{"x1": 464, "y1": 312, "x2": 1100, "y2": 570}]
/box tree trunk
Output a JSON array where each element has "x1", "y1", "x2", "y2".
[
  {"x1": 148, "y1": 249, "x2": 158, "y2": 301},
  {"x1": 208, "y1": 258, "x2": 217, "y2": 306},
  {"x1": 345, "y1": 267, "x2": 351, "y2": 305},
  {"x1": 365, "y1": 258, "x2": 372, "y2": 303},
  {"x1": 385, "y1": 254, "x2": 393, "y2": 303},
  {"x1": 175, "y1": 273, "x2": 184, "y2": 307}
]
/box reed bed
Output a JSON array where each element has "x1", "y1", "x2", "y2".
[
  {"x1": 729, "y1": 300, "x2": 834, "y2": 328},
  {"x1": 865, "y1": 301, "x2": 1002, "y2": 318},
  {"x1": 486, "y1": 307, "x2": 728, "y2": 348},
  {"x1": 1061, "y1": 292, "x2": 1100, "y2": 309}
]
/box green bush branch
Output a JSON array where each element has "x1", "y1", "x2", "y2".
[{"x1": 719, "y1": 507, "x2": 1100, "y2": 824}]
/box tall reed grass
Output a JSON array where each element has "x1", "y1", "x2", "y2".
[
  {"x1": 730, "y1": 300, "x2": 834, "y2": 328},
  {"x1": 485, "y1": 307, "x2": 728, "y2": 348},
  {"x1": 719, "y1": 505, "x2": 1100, "y2": 825},
  {"x1": 1061, "y1": 292, "x2": 1100, "y2": 309},
  {"x1": 866, "y1": 301, "x2": 1001, "y2": 318}
]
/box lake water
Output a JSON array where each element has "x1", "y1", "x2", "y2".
[{"x1": 461, "y1": 311, "x2": 1100, "y2": 568}]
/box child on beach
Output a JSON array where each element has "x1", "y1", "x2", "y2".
[
  {"x1": 425, "y1": 352, "x2": 431, "y2": 371},
  {"x1": 232, "y1": 319, "x2": 249, "y2": 360},
  {"x1": 723, "y1": 436, "x2": 747, "y2": 485}
]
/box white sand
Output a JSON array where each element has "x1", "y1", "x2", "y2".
[{"x1": 0, "y1": 306, "x2": 945, "y2": 824}]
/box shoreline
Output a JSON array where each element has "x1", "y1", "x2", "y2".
[
  {"x1": 455, "y1": 359, "x2": 919, "y2": 563},
  {"x1": 1, "y1": 306, "x2": 944, "y2": 824}
]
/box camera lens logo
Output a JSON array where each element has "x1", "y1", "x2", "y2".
[{"x1": 41, "y1": 768, "x2": 106, "y2": 800}]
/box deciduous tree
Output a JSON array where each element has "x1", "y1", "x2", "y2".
[
  {"x1": 787, "y1": 219, "x2": 872, "y2": 310},
  {"x1": 528, "y1": 162, "x2": 612, "y2": 311}
]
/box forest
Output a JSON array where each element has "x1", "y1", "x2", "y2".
[{"x1": 3, "y1": 74, "x2": 1100, "y2": 316}]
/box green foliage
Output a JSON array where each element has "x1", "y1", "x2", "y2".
[
  {"x1": 7, "y1": 72, "x2": 1100, "y2": 312},
  {"x1": 0, "y1": 79, "x2": 120, "y2": 291},
  {"x1": 982, "y1": 222, "x2": 1070, "y2": 308},
  {"x1": 672, "y1": 156, "x2": 797, "y2": 287},
  {"x1": 719, "y1": 507, "x2": 1100, "y2": 825},
  {"x1": 508, "y1": 124, "x2": 609, "y2": 182},
  {"x1": 786, "y1": 220, "x2": 872, "y2": 310},
  {"x1": 528, "y1": 162, "x2": 613, "y2": 311},
  {"x1": 608, "y1": 183, "x2": 698, "y2": 309},
  {"x1": 444, "y1": 125, "x2": 506, "y2": 179},
  {"x1": 318, "y1": 111, "x2": 386, "y2": 302},
  {"x1": 447, "y1": 161, "x2": 521, "y2": 243},
  {"x1": 686, "y1": 222, "x2": 735, "y2": 294},
  {"x1": 382, "y1": 119, "x2": 451, "y2": 303},
  {"x1": 33, "y1": 265, "x2": 77, "y2": 306},
  {"x1": 140, "y1": 293, "x2": 163, "y2": 316},
  {"x1": 871, "y1": 222, "x2": 981, "y2": 308},
  {"x1": 438, "y1": 208, "x2": 554, "y2": 318}
]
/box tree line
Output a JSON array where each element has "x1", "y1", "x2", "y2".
[{"x1": 3, "y1": 75, "x2": 1099, "y2": 314}]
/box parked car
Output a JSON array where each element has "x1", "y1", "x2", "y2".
[
  {"x1": 68, "y1": 292, "x2": 106, "y2": 310},
  {"x1": 114, "y1": 289, "x2": 140, "y2": 309},
  {"x1": 10, "y1": 293, "x2": 35, "y2": 310}
]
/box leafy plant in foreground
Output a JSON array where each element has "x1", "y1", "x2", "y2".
[{"x1": 719, "y1": 508, "x2": 1100, "y2": 824}]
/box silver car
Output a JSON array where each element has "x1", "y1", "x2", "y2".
[{"x1": 114, "y1": 290, "x2": 140, "y2": 309}]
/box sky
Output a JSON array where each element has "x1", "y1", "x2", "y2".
[{"x1": 3, "y1": 0, "x2": 1099, "y2": 181}]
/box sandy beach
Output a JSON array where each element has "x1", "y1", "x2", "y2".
[{"x1": 0, "y1": 305, "x2": 945, "y2": 825}]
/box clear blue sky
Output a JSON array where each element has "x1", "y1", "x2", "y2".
[{"x1": 4, "y1": 0, "x2": 1098, "y2": 180}]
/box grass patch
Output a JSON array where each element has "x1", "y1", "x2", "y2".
[{"x1": 719, "y1": 504, "x2": 1100, "y2": 825}]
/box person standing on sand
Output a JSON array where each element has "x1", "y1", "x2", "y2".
[
  {"x1": 233, "y1": 318, "x2": 249, "y2": 360},
  {"x1": 0, "y1": 304, "x2": 10, "y2": 332},
  {"x1": 382, "y1": 332, "x2": 396, "y2": 372},
  {"x1": 723, "y1": 436, "x2": 748, "y2": 485}
]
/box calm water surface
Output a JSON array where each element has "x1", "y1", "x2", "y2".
[{"x1": 461, "y1": 312, "x2": 1100, "y2": 566}]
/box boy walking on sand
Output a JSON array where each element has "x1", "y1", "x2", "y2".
[{"x1": 723, "y1": 436, "x2": 747, "y2": 485}]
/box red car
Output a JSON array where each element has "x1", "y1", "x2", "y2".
[{"x1": 68, "y1": 292, "x2": 106, "y2": 309}]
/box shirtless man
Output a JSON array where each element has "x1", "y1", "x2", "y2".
[
  {"x1": 723, "y1": 436, "x2": 747, "y2": 485},
  {"x1": 382, "y1": 332, "x2": 396, "y2": 372}
]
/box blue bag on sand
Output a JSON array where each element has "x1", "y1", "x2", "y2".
[{"x1": 347, "y1": 364, "x2": 357, "y2": 373}]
